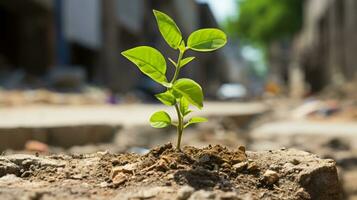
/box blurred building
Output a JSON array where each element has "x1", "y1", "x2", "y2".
[
  {"x1": 0, "y1": 0, "x2": 229, "y2": 96},
  {"x1": 293, "y1": 0, "x2": 357, "y2": 93}
]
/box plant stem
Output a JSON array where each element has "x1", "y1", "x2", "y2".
[
  {"x1": 175, "y1": 103, "x2": 183, "y2": 150},
  {"x1": 170, "y1": 48, "x2": 185, "y2": 150},
  {"x1": 170, "y1": 49, "x2": 185, "y2": 84}
]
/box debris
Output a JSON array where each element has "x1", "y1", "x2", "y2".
[
  {"x1": 0, "y1": 160, "x2": 20, "y2": 177},
  {"x1": 111, "y1": 163, "x2": 138, "y2": 177},
  {"x1": 99, "y1": 181, "x2": 109, "y2": 188},
  {"x1": 71, "y1": 174, "x2": 83, "y2": 180},
  {"x1": 262, "y1": 170, "x2": 279, "y2": 185},
  {"x1": 238, "y1": 146, "x2": 246, "y2": 152},
  {"x1": 247, "y1": 162, "x2": 259, "y2": 173},
  {"x1": 156, "y1": 159, "x2": 169, "y2": 172},
  {"x1": 295, "y1": 188, "x2": 310, "y2": 199},
  {"x1": 4, "y1": 154, "x2": 65, "y2": 168},
  {"x1": 20, "y1": 171, "x2": 32, "y2": 178},
  {"x1": 232, "y1": 162, "x2": 248, "y2": 172},
  {"x1": 112, "y1": 172, "x2": 127, "y2": 186},
  {"x1": 290, "y1": 159, "x2": 300, "y2": 165},
  {"x1": 176, "y1": 185, "x2": 195, "y2": 200}
]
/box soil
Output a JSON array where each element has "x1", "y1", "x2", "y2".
[{"x1": 0, "y1": 144, "x2": 341, "y2": 200}]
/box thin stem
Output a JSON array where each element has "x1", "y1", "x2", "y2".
[
  {"x1": 174, "y1": 103, "x2": 183, "y2": 150},
  {"x1": 170, "y1": 47, "x2": 186, "y2": 150},
  {"x1": 170, "y1": 49, "x2": 185, "y2": 83}
]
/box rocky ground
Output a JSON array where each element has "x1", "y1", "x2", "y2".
[
  {"x1": 0, "y1": 144, "x2": 341, "y2": 200},
  {"x1": 249, "y1": 97, "x2": 357, "y2": 200}
]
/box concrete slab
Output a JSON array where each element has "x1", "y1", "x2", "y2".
[
  {"x1": 250, "y1": 120, "x2": 357, "y2": 151},
  {"x1": 0, "y1": 102, "x2": 267, "y2": 128},
  {"x1": 0, "y1": 102, "x2": 267, "y2": 150},
  {"x1": 253, "y1": 121, "x2": 357, "y2": 136}
]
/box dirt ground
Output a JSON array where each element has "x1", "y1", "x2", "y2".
[{"x1": 0, "y1": 143, "x2": 340, "y2": 200}]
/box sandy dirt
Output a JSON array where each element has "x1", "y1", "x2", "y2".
[{"x1": 0, "y1": 144, "x2": 341, "y2": 200}]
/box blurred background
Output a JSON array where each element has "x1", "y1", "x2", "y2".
[
  {"x1": 0, "y1": 0, "x2": 357, "y2": 198},
  {"x1": 0, "y1": 0, "x2": 238, "y2": 100},
  {"x1": 1, "y1": 0, "x2": 356, "y2": 99}
]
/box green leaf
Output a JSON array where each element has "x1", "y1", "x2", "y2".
[
  {"x1": 180, "y1": 97, "x2": 191, "y2": 116},
  {"x1": 179, "y1": 57, "x2": 195, "y2": 68},
  {"x1": 153, "y1": 10, "x2": 182, "y2": 49},
  {"x1": 150, "y1": 111, "x2": 171, "y2": 128},
  {"x1": 187, "y1": 28, "x2": 227, "y2": 52},
  {"x1": 121, "y1": 46, "x2": 168, "y2": 85},
  {"x1": 155, "y1": 91, "x2": 176, "y2": 106},
  {"x1": 173, "y1": 78, "x2": 203, "y2": 109},
  {"x1": 184, "y1": 117, "x2": 208, "y2": 128}
]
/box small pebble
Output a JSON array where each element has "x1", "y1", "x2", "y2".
[
  {"x1": 296, "y1": 188, "x2": 310, "y2": 199},
  {"x1": 233, "y1": 162, "x2": 248, "y2": 172},
  {"x1": 112, "y1": 172, "x2": 127, "y2": 186},
  {"x1": 99, "y1": 181, "x2": 109, "y2": 188},
  {"x1": 247, "y1": 162, "x2": 259, "y2": 173},
  {"x1": 291, "y1": 159, "x2": 300, "y2": 165},
  {"x1": 238, "y1": 146, "x2": 246, "y2": 152},
  {"x1": 48, "y1": 177, "x2": 55, "y2": 183},
  {"x1": 221, "y1": 162, "x2": 231, "y2": 169},
  {"x1": 111, "y1": 159, "x2": 120, "y2": 166},
  {"x1": 21, "y1": 171, "x2": 32, "y2": 178},
  {"x1": 166, "y1": 174, "x2": 174, "y2": 180},
  {"x1": 176, "y1": 185, "x2": 194, "y2": 200},
  {"x1": 262, "y1": 170, "x2": 279, "y2": 185}
]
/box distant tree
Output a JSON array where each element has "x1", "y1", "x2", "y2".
[{"x1": 225, "y1": 0, "x2": 303, "y2": 47}]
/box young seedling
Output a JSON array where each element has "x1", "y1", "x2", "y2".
[{"x1": 122, "y1": 10, "x2": 227, "y2": 150}]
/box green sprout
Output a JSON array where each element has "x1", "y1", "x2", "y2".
[{"x1": 121, "y1": 10, "x2": 227, "y2": 150}]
